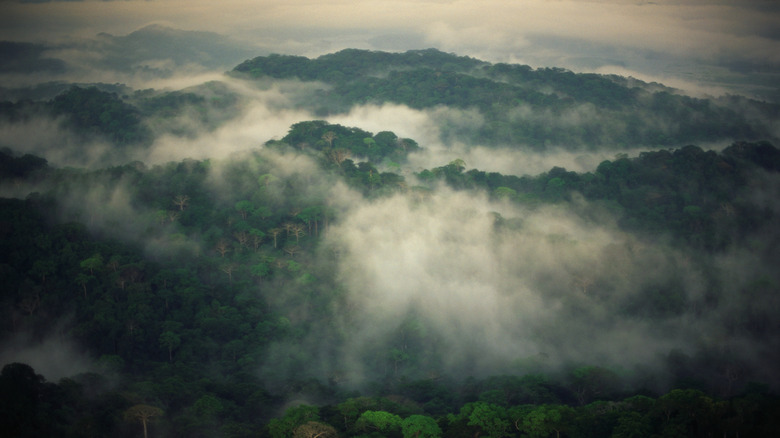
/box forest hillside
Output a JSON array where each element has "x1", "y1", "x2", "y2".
[{"x1": 0, "y1": 48, "x2": 779, "y2": 437}]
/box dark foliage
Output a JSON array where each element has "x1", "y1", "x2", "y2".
[
  {"x1": 1, "y1": 137, "x2": 778, "y2": 435},
  {"x1": 48, "y1": 86, "x2": 152, "y2": 146},
  {"x1": 1, "y1": 46, "x2": 779, "y2": 436},
  {"x1": 0, "y1": 41, "x2": 66, "y2": 74},
  {"x1": 420, "y1": 141, "x2": 779, "y2": 251},
  {"x1": 233, "y1": 49, "x2": 776, "y2": 149}
]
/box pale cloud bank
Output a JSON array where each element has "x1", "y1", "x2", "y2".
[{"x1": 1, "y1": 0, "x2": 778, "y2": 99}]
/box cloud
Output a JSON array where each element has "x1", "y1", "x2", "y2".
[
  {"x1": 0, "y1": 329, "x2": 96, "y2": 382},
  {"x1": 410, "y1": 144, "x2": 630, "y2": 176},
  {"x1": 309, "y1": 191, "x2": 658, "y2": 384},
  {"x1": 1, "y1": 1, "x2": 777, "y2": 99},
  {"x1": 593, "y1": 65, "x2": 729, "y2": 97},
  {"x1": 140, "y1": 78, "x2": 320, "y2": 164},
  {"x1": 246, "y1": 179, "x2": 776, "y2": 391},
  {"x1": 0, "y1": 0, "x2": 778, "y2": 397},
  {"x1": 4, "y1": 81, "x2": 776, "y2": 395},
  {"x1": 0, "y1": 115, "x2": 117, "y2": 167}
]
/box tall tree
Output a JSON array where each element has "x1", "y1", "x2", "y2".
[
  {"x1": 293, "y1": 421, "x2": 338, "y2": 438},
  {"x1": 172, "y1": 194, "x2": 190, "y2": 211},
  {"x1": 402, "y1": 415, "x2": 442, "y2": 438},
  {"x1": 269, "y1": 228, "x2": 283, "y2": 248},
  {"x1": 124, "y1": 404, "x2": 164, "y2": 438},
  {"x1": 355, "y1": 410, "x2": 403, "y2": 435},
  {"x1": 158, "y1": 331, "x2": 181, "y2": 363},
  {"x1": 321, "y1": 131, "x2": 337, "y2": 148}
]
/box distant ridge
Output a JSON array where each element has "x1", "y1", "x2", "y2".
[{"x1": 233, "y1": 48, "x2": 778, "y2": 149}]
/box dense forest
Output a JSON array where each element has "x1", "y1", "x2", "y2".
[
  {"x1": 233, "y1": 49, "x2": 776, "y2": 148},
  {"x1": 1, "y1": 49, "x2": 779, "y2": 437}
]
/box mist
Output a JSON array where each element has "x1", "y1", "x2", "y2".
[
  {"x1": 0, "y1": 5, "x2": 778, "y2": 434},
  {"x1": 328, "y1": 101, "x2": 728, "y2": 175},
  {"x1": 1, "y1": 76, "x2": 676, "y2": 175},
  {"x1": 141, "y1": 79, "x2": 321, "y2": 164},
  {"x1": 0, "y1": 331, "x2": 96, "y2": 383},
  {"x1": 12, "y1": 108, "x2": 774, "y2": 396},
  {"x1": 2, "y1": 1, "x2": 778, "y2": 101},
  {"x1": 247, "y1": 178, "x2": 780, "y2": 393}
]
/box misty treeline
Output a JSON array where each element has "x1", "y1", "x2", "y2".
[
  {"x1": 0, "y1": 82, "x2": 240, "y2": 159},
  {"x1": 233, "y1": 49, "x2": 778, "y2": 149},
  {"x1": 1, "y1": 49, "x2": 778, "y2": 167},
  {"x1": 1, "y1": 47, "x2": 779, "y2": 437},
  {"x1": 420, "y1": 141, "x2": 780, "y2": 251},
  {"x1": 0, "y1": 25, "x2": 257, "y2": 81}
]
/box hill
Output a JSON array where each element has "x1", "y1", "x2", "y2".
[
  {"x1": 1, "y1": 135, "x2": 780, "y2": 435},
  {"x1": 1, "y1": 47, "x2": 779, "y2": 436},
  {"x1": 233, "y1": 48, "x2": 778, "y2": 149}
]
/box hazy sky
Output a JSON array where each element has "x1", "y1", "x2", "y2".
[{"x1": 2, "y1": 0, "x2": 779, "y2": 99}]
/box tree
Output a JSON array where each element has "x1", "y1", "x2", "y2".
[
  {"x1": 259, "y1": 173, "x2": 280, "y2": 188},
  {"x1": 220, "y1": 263, "x2": 238, "y2": 283},
  {"x1": 544, "y1": 177, "x2": 567, "y2": 201},
  {"x1": 155, "y1": 210, "x2": 168, "y2": 225},
  {"x1": 289, "y1": 222, "x2": 306, "y2": 243},
  {"x1": 80, "y1": 254, "x2": 103, "y2": 275},
  {"x1": 569, "y1": 365, "x2": 620, "y2": 405},
  {"x1": 298, "y1": 206, "x2": 322, "y2": 236},
  {"x1": 234, "y1": 230, "x2": 250, "y2": 251},
  {"x1": 124, "y1": 404, "x2": 164, "y2": 438},
  {"x1": 363, "y1": 137, "x2": 377, "y2": 149},
  {"x1": 254, "y1": 205, "x2": 273, "y2": 219},
  {"x1": 321, "y1": 131, "x2": 337, "y2": 148},
  {"x1": 508, "y1": 404, "x2": 535, "y2": 434},
  {"x1": 388, "y1": 348, "x2": 410, "y2": 375},
  {"x1": 284, "y1": 246, "x2": 302, "y2": 257},
  {"x1": 268, "y1": 404, "x2": 320, "y2": 438},
  {"x1": 106, "y1": 255, "x2": 121, "y2": 272},
  {"x1": 401, "y1": 415, "x2": 442, "y2": 438},
  {"x1": 612, "y1": 411, "x2": 652, "y2": 438},
  {"x1": 336, "y1": 397, "x2": 375, "y2": 430},
  {"x1": 293, "y1": 421, "x2": 338, "y2": 438},
  {"x1": 215, "y1": 239, "x2": 231, "y2": 257},
  {"x1": 522, "y1": 405, "x2": 567, "y2": 438},
  {"x1": 493, "y1": 186, "x2": 517, "y2": 201},
  {"x1": 192, "y1": 394, "x2": 224, "y2": 421},
  {"x1": 355, "y1": 410, "x2": 402, "y2": 434},
  {"x1": 270, "y1": 228, "x2": 283, "y2": 248},
  {"x1": 653, "y1": 389, "x2": 718, "y2": 437},
  {"x1": 235, "y1": 200, "x2": 254, "y2": 219},
  {"x1": 326, "y1": 148, "x2": 350, "y2": 169},
  {"x1": 250, "y1": 261, "x2": 271, "y2": 280},
  {"x1": 29, "y1": 258, "x2": 56, "y2": 284},
  {"x1": 75, "y1": 273, "x2": 94, "y2": 299},
  {"x1": 449, "y1": 158, "x2": 466, "y2": 172},
  {"x1": 398, "y1": 137, "x2": 419, "y2": 153},
  {"x1": 250, "y1": 228, "x2": 265, "y2": 251},
  {"x1": 172, "y1": 194, "x2": 190, "y2": 211},
  {"x1": 158, "y1": 331, "x2": 180, "y2": 362},
  {"x1": 462, "y1": 402, "x2": 509, "y2": 438}
]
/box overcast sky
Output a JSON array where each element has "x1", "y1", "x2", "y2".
[{"x1": 1, "y1": 0, "x2": 779, "y2": 99}]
